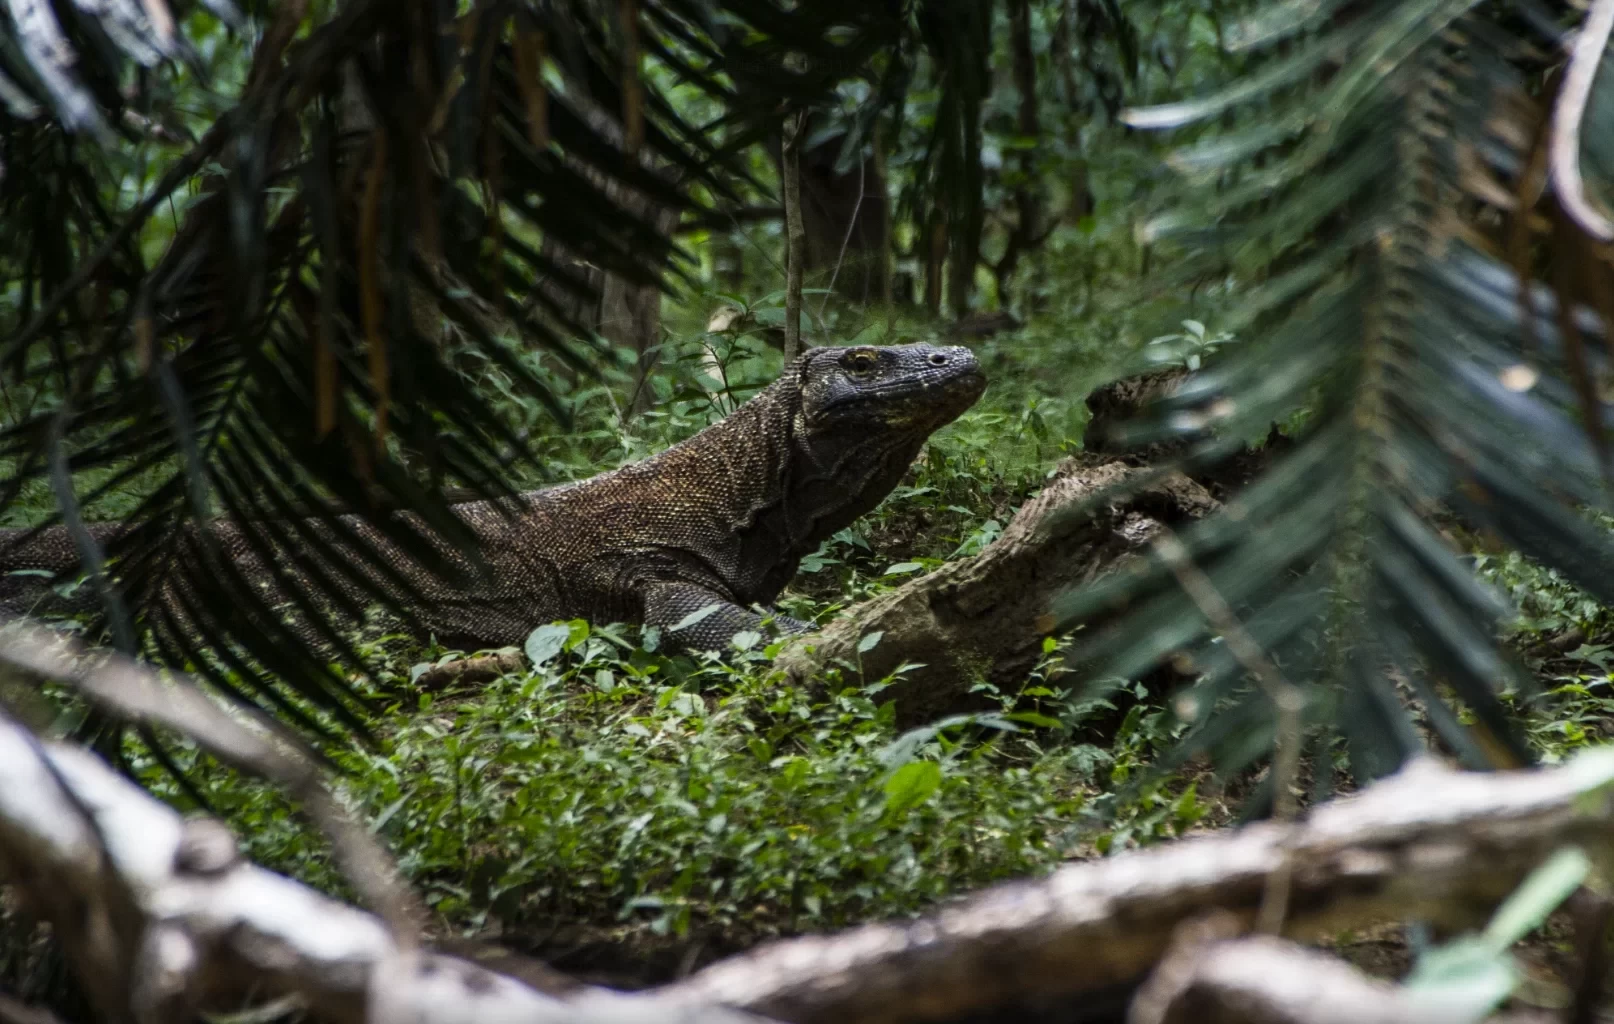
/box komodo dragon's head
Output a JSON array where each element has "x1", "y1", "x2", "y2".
[
  {"x1": 747, "y1": 342, "x2": 986, "y2": 568},
  {"x1": 794, "y1": 342, "x2": 986, "y2": 436}
]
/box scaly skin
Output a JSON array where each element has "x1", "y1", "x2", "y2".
[{"x1": 0, "y1": 343, "x2": 986, "y2": 652}]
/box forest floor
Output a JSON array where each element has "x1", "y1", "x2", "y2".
[{"x1": 12, "y1": 311, "x2": 1614, "y2": 1015}]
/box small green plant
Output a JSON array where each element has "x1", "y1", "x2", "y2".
[
  {"x1": 1402, "y1": 846, "x2": 1590, "y2": 1021},
  {"x1": 1141, "y1": 319, "x2": 1236, "y2": 372}
]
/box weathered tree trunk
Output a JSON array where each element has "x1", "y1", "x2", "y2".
[
  {"x1": 923, "y1": 210, "x2": 947, "y2": 312},
  {"x1": 781, "y1": 111, "x2": 807, "y2": 362},
  {"x1": 777, "y1": 458, "x2": 1220, "y2": 725}
]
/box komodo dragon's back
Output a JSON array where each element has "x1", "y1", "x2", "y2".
[{"x1": 1, "y1": 343, "x2": 986, "y2": 652}]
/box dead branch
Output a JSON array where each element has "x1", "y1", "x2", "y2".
[
  {"x1": 0, "y1": 706, "x2": 770, "y2": 1024},
  {"x1": 650, "y1": 752, "x2": 1614, "y2": 1024},
  {"x1": 0, "y1": 619, "x2": 427, "y2": 943},
  {"x1": 1550, "y1": 0, "x2": 1614, "y2": 242},
  {"x1": 413, "y1": 649, "x2": 528, "y2": 689}
]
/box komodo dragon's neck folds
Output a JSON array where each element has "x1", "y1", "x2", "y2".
[{"x1": 1, "y1": 343, "x2": 986, "y2": 653}]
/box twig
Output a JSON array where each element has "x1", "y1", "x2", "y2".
[
  {"x1": 1550, "y1": 0, "x2": 1614, "y2": 242},
  {"x1": 819, "y1": 158, "x2": 866, "y2": 339},
  {"x1": 781, "y1": 110, "x2": 807, "y2": 362},
  {"x1": 1152, "y1": 528, "x2": 1306, "y2": 935}
]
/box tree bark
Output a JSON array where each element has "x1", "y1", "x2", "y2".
[
  {"x1": 923, "y1": 209, "x2": 947, "y2": 312},
  {"x1": 781, "y1": 111, "x2": 807, "y2": 363},
  {"x1": 873, "y1": 119, "x2": 893, "y2": 304},
  {"x1": 652, "y1": 752, "x2": 1614, "y2": 1024},
  {"x1": 1000, "y1": 0, "x2": 1043, "y2": 312}
]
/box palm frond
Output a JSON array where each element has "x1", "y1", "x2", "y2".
[
  {"x1": 0, "y1": 0, "x2": 881, "y2": 752},
  {"x1": 1055, "y1": 0, "x2": 1614, "y2": 794}
]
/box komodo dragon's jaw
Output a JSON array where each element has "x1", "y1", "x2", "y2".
[{"x1": 0, "y1": 343, "x2": 989, "y2": 663}]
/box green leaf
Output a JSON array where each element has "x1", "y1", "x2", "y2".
[
  {"x1": 857, "y1": 630, "x2": 884, "y2": 654},
  {"x1": 1005, "y1": 711, "x2": 1063, "y2": 729},
  {"x1": 524, "y1": 624, "x2": 571, "y2": 667},
  {"x1": 1482, "y1": 846, "x2": 1589, "y2": 950},
  {"x1": 731, "y1": 630, "x2": 762, "y2": 652},
  {"x1": 1403, "y1": 937, "x2": 1518, "y2": 1022},
  {"x1": 883, "y1": 562, "x2": 924, "y2": 576},
  {"x1": 882, "y1": 760, "x2": 942, "y2": 816},
  {"x1": 565, "y1": 619, "x2": 591, "y2": 649},
  {"x1": 670, "y1": 603, "x2": 725, "y2": 632}
]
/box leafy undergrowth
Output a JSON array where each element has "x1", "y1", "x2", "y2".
[
  {"x1": 138, "y1": 619, "x2": 1219, "y2": 975},
  {"x1": 1473, "y1": 546, "x2": 1614, "y2": 761}
]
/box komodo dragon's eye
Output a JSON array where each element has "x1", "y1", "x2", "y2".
[{"x1": 843, "y1": 349, "x2": 878, "y2": 373}]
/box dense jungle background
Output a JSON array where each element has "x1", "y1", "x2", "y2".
[{"x1": 4, "y1": 0, "x2": 1614, "y2": 1021}]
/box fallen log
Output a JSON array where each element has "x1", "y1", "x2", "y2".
[{"x1": 776, "y1": 458, "x2": 1219, "y2": 722}]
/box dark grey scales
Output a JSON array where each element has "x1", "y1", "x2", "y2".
[{"x1": 0, "y1": 343, "x2": 986, "y2": 653}]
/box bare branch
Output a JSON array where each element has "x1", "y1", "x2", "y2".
[
  {"x1": 1550, "y1": 0, "x2": 1614, "y2": 242},
  {"x1": 0, "y1": 619, "x2": 427, "y2": 944},
  {"x1": 5, "y1": 636, "x2": 1614, "y2": 1023},
  {"x1": 653, "y1": 752, "x2": 1614, "y2": 1024},
  {"x1": 0, "y1": 707, "x2": 771, "y2": 1024}
]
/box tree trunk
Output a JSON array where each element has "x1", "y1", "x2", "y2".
[
  {"x1": 1001, "y1": 0, "x2": 1043, "y2": 312},
  {"x1": 923, "y1": 210, "x2": 947, "y2": 313},
  {"x1": 945, "y1": 0, "x2": 993, "y2": 318},
  {"x1": 799, "y1": 134, "x2": 888, "y2": 303},
  {"x1": 781, "y1": 111, "x2": 807, "y2": 363},
  {"x1": 873, "y1": 119, "x2": 893, "y2": 304}
]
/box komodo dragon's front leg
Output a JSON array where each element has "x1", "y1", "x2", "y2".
[{"x1": 642, "y1": 581, "x2": 813, "y2": 652}]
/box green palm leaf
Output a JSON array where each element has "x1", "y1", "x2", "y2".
[{"x1": 1057, "y1": 0, "x2": 1614, "y2": 796}]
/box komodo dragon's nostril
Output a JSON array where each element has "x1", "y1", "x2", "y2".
[{"x1": 928, "y1": 353, "x2": 949, "y2": 366}]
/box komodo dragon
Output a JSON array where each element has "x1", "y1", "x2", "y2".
[{"x1": 0, "y1": 343, "x2": 986, "y2": 653}]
